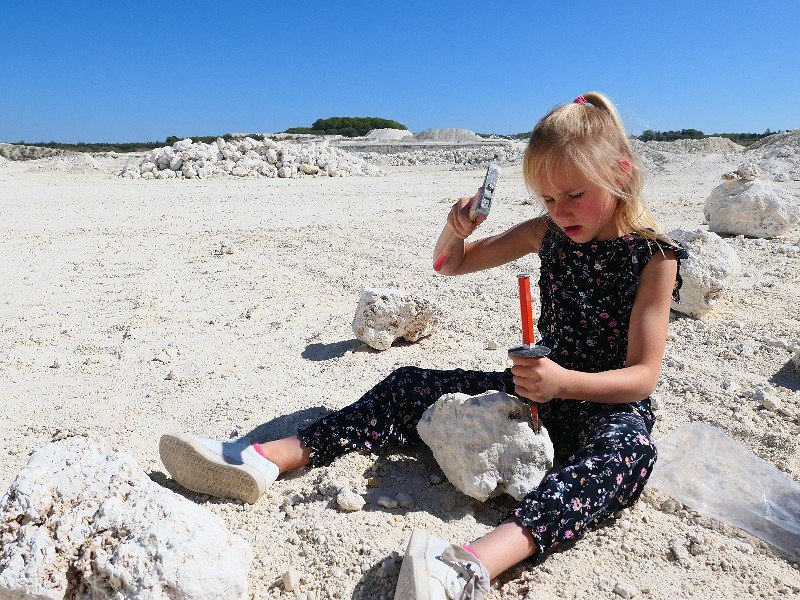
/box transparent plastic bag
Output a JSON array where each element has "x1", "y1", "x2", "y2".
[{"x1": 649, "y1": 422, "x2": 800, "y2": 561}]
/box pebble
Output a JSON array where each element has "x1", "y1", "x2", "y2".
[
  {"x1": 50, "y1": 360, "x2": 60, "y2": 369},
  {"x1": 614, "y1": 582, "x2": 637, "y2": 598},
  {"x1": 336, "y1": 488, "x2": 365, "y2": 512},
  {"x1": 430, "y1": 474, "x2": 444, "y2": 485},
  {"x1": 164, "y1": 371, "x2": 178, "y2": 381},
  {"x1": 485, "y1": 340, "x2": 499, "y2": 350},
  {"x1": 377, "y1": 496, "x2": 398, "y2": 509},
  {"x1": 283, "y1": 570, "x2": 301, "y2": 592},
  {"x1": 396, "y1": 492, "x2": 414, "y2": 508}
]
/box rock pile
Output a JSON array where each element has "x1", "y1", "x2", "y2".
[
  {"x1": 352, "y1": 288, "x2": 439, "y2": 351},
  {"x1": 0, "y1": 435, "x2": 252, "y2": 600},
  {"x1": 417, "y1": 391, "x2": 554, "y2": 501},
  {"x1": 364, "y1": 128, "x2": 412, "y2": 140},
  {"x1": 120, "y1": 137, "x2": 385, "y2": 179},
  {"x1": 359, "y1": 144, "x2": 524, "y2": 168},
  {"x1": 412, "y1": 128, "x2": 482, "y2": 143},
  {"x1": 743, "y1": 129, "x2": 800, "y2": 181}
]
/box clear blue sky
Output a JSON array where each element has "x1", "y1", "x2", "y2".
[{"x1": 2, "y1": 1, "x2": 797, "y2": 143}]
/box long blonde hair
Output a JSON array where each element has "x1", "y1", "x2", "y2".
[{"x1": 523, "y1": 91, "x2": 664, "y2": 242}]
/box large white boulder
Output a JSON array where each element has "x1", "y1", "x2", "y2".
[
  {"x1": 668, "y1": 228, "x2": 742, "y2": 318},
  {"x1": 352, "y1": 288, "x2": 439, "y2": 351},
  {"x1": 364, "y1": 128, "x2": 413, "y2": 141},
  {"x1": 704, "y1": 179, "x2": 799, "y2": 238},
  {"x1": 0, "y1": 435, "x2": 252, "y2": 600},
  {"x1": 417, "y1": 391, "x2": 553, "y2": 501}
]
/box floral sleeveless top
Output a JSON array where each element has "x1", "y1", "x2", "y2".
[{"x1": 537, "y1": 226, "x2": 687, "y2": 373}]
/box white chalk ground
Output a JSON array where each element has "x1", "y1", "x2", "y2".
[{"x1": 1, "y1": 150, "x2": 799, "y2": 599}]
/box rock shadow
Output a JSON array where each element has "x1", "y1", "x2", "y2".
[
  {"x1": 245, "y1": 406, "x2": 334, "y2": 442},
  {"x1": 302, "y1": 339, "x2": 363, "y2": 361},
  {"x1": 351, "y1": 553, "x2": 401, "y2": 599},
  {"x1": 357, "y1": 445, "x2": 516, "y2": 528},
  {"x1": 769, "y1": 360, "x2": 800, "y2": 392}
]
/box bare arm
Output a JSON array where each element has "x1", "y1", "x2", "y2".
[
  {"x1": 510, "y1": 250, "x2": 678, "y2": 403},
  {"x1": 433, "y1": 192, "x2": 549, "y2": 275}
]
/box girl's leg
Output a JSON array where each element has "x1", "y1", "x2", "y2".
[
  {"x1": 255, "y1": 435, "x2": 311, "y2": 474},
  {"x1": 499, "y1": 408, "x2": 657, "y2": 567},
  {"x1": 469, "y1": 518, "x2": 538, "y2": 579},
  {"x1": 295, "y1": 365, "x2": 513, "y2": 468}
]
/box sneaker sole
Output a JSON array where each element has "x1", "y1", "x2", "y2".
[
  {"x1": 159, "y1": 433, "x2": 265, "y2": 504},
  {"x1": 394, "y1": 528, "x2": 432, "y2": 600}
]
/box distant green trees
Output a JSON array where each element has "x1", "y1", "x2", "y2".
[
  {"x1": 285, "y1": 117, "x2": 407, "y2": 137},
  {"x1": 637, "y1": 128, "x2": 774, "y2": 147}
]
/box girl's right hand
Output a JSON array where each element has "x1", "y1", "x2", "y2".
[{"x1": 447, "y1": 187, "x2": 486, "y2": 240}]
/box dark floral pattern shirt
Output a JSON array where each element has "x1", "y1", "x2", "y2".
[{"x1": 537, "y1": 226, "x2": 687, "y2": 373}]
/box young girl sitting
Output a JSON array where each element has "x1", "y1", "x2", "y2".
[{"x1": 160, "y1": 91, "x2": 686, "y2": 600}]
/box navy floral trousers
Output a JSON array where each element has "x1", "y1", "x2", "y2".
[{"x1": 298, "y1": 366, "x2": 657, "y2": 558}]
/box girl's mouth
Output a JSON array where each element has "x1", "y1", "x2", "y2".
[{"x1": 564, "y1": 225, "x2": 582, "y2": 236}]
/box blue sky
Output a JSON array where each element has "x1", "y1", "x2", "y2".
[{"x1": 2, "y1": 1, "x2": 797, "y2": 143}]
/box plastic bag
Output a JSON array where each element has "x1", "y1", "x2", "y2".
[{"x1": 649, "y1": 422, "x2": 800, "y2": 561}]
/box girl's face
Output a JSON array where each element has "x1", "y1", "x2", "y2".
[{"x1": 539, "y1": 163, "x2": 621, "y2": 242}]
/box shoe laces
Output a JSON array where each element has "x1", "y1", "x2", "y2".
[{"x1": 439, "y1": 546, "x2": 490, "y2": 600}]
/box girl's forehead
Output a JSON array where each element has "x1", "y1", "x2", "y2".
[{"x1": 539, "y1": 163, "x2": 589, "y2": 193}]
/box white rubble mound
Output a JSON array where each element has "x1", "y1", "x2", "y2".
[
  {"x1": 120, "y1": 136, "x2": 385, "y2": 180},
  {"x1": 351, "y1": 288, "x2": 439, "y2": 351},
  {"x1": 744, "y1": 129, "x2": 800, "y2": 181},
  {"x1": 417, "y1": 391, "x2": 554, "y2": 502},
  {"x1": 412, "y1": 128, "x2": 482, "y2": 143},
  {"x1": 0, "y1": 435, "x2": 252, "y2": 600},
  {"x1": 364, "y1": 128, "x2": 412, "y2": 140},
  {"x1": 360, "y1": 143, "x2": 524, "y2": 169},
  {"x1": 668, "y1": 228, "x2": 742, "y2": 318},
  {"x1": 704, "y1": 179, "x2": 800, "y2": 238}
]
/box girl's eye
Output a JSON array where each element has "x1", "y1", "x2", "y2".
[
  {"x1": 543, "y1": 197, "x2": 555, "y2": 204},
  {"x1": 568, "y1": 192, "x2": 584, "y2": 201}
]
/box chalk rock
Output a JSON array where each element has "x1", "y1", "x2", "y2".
[
  {"x1": 792, "y1": 350, "x2": 800, "y2": 371},
  {"x1": 417, "y1": 391, "x2": 554, "y2": 501},
  {"x1": 336, "y1": 488, "x2": 365, "y2": 512},
  {"x1": 352, "y1": 288, "x2": 439, "y2": 351},
  {"x1": 364, "y1": 128, "x2": 413, "y2": 141},
  {"x1": 0, "y1": 435, "x2": 252, "y2": 600},
  {"x1": 173, "y1": 138, "x2": 193, "y2": 150},
  {"x1": 668, "y1": 228, "x2": 741, "y2": 318},
  {"x1": 704, "y1": 179, "x2": 800, "y2": 238}
]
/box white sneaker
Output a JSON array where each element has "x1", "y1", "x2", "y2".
[
  {"x1": 159, "y1": 433, "x2": 279, "y2": 504},
  {"x1": 394, "y1": 528, "x2": 490, "y2": 600}
]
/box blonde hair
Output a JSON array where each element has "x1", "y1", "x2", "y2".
[{"x1": 523, "y1": 91, "x2": 665, "y2": 242}]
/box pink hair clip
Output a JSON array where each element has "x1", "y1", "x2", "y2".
[{"x1": 573, "y1": 95, "x2": 587, "y2": 105}]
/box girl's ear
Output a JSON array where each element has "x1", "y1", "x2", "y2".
[{"x1": 617, "y1": 157, "x2": 633, "y2": 179}]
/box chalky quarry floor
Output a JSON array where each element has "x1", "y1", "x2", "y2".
[{"x1": 0, "y1": 151, "x2": 799, "y2": 598}]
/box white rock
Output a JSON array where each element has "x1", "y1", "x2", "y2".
[
  {"x1": 377, "y1": 496, "x2": 398, "y2": 509},
  {"x1": 299, "y1": 163, "x2": 319, "y2": 175},
  {"x1": 792, "y1": 350, "x2": 800, "y2": 371},
  {"x1": 396, "y1": 492, "x2": 414, "y2": 508},
  {"x1": 173, "y1": 138, "x2": 193, "y2": 150},
  {"x1": 336, "y1": 488, "x2": 365, "y2": 512},
  {"x1": 0, "y1": 435, "x2": 252, "y2": 600},
  {"x1": 668, "y1": 228, "x2": 741, "y2": 318},
  {"x1": 282, "y1": 569, "x2": 301, "y2": 592},
  {"x1": 614, "y1": 582, "x2": 637, "y2": 598},
  {"x1": 352, "y1": 288, "x2": 439, "y2": 351},
  {"x1": 704, "y1": 180, "x2": 800, "y2": 238},
  {"x1": 775, "y1": 172, "x2": 790, "y2": 182},
  {"x1": 736, "y1": 162, "x2": 759, "y2": 181},
  {"x1": 417, "y1": 391, "x2": 554, "y2": 501}
]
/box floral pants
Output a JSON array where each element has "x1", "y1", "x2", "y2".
[{"x1": 298, "y1": 366, "x2": 657, "y2": 558}]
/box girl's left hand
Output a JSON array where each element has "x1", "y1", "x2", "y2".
[{"x1": 509, "y1": 355, "x2": 569, "y2": 403}]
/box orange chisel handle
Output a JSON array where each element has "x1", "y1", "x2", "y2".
[
  {"x1": 517, "y1": 274, "x2": 534, "y2": 346},
  {"x1": 516, "y1": 273, "x2": 540, "y2": 433}
]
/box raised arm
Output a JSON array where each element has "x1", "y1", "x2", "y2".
[
  {"x1": 510, "y1": 250, "x2": 678, "y2": 403},
  {"x1": 433, "y1": 192, "x2": 549, "y2": 275}
]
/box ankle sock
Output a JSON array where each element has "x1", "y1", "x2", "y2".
[
  {"x1": 462, "y1": 544, "x2": 481, "y2": 561},
  {"x1": 252, "y1": 442, "x2": 271, "y2": 462}
]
